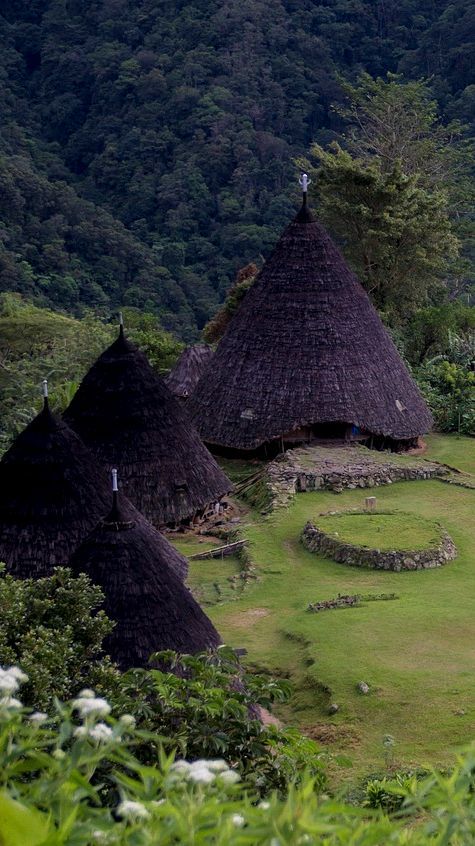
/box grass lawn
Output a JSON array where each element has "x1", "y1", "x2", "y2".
[
  {"x1": 171, "y1": 534, "x2": 242, "y2": 605},
  {"x1": 313, "y1": 511, "x2": 443, "y2": 551},
  {"x1": 425, "y1": 433, "x2": 475, "y2": 475},
  {"x1": 175, "y1": 435, "x2": 475, "y2": 777}
]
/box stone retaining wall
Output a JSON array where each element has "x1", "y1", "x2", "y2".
[
  {"x1": 301, "y1": 521, "x2": 457, "y2": 571},
  {"x1": 295, "y1": 463, "x2": 446, "y2": 494},
  {"x1": 260, "y1": 445, "x2": 450, "y2": 512}
]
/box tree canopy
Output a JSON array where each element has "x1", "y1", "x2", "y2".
[
  {"x1": 0, "y1": 1, "x2": 473, "y2": 337},
  {"x1": 303, "y1": 75, "x2": 473, "y2": 322}
]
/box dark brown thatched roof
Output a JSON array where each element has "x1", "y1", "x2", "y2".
[
  {"x1": 0, "y1": 400, "x2": 111, "y2": 578},
  {"x1": 63, "y1": 328, "x2": 231, "y2": 526},
  {"x1": 69, "y1": 491, "x2": 220, "y2": 669},
  {"x1": 191, "y1": 203, "x2": 433, "y2": 450},
  {"x1": 165, "y1": 344, "x2": 214, "y2": 399}
]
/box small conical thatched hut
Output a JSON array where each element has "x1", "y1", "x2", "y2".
[
  {"x1": 70, "y1": 489, "x2": 220, "y2": 669},
  {"x1": 63, "y1": 327, "x2": 231, "y2": 526},
  {"x1": 0, "y1": 394, "x2": 111, "y2": 578},
  {"x1": 191, "y1": 192, "x2": 432, "y2": 453},
  {"x1": 165, "y1": 344, "x2": 214, "y2": 400}
]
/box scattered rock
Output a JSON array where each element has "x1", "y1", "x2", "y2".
[
  {"x1": 328, "y1": 703, "x2": 340, "y2": 714},
  {"x1": 357, "y1": 681, "x2": 370, "y2": 695}
]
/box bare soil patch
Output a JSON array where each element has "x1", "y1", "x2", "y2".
[
  {"x1": 228, "y1": 608, "x2": 270, "y2": 628},
  {"x1": 303, "y1": 723, "x2": 361, "y2": 748}
]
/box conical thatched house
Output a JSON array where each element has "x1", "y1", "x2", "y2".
[
  {"x1": 191, "y1": 192, "x2": 432, "y2": 453},
  {"x1": 165, "y1": 344, "x2": 214, "y2": 400},
  {"x1": 63, "y1": 327, "x2": 231, "y2": 526},
  {"x1": 70, "y1": 487, "x2": 220, "y2": 669},
  {"x1": 0, "y1": 392, "x2": 111, "y2": 578}
]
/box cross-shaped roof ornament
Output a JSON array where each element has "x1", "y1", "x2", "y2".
[{"x1": 299, "y1": 172, "x2": 312, "y2": 204}]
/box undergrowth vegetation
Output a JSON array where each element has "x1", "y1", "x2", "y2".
[
  {"x1": 0, "y1": 566, "x2": 324, "y2": 795},
  {"x1": 2, "y1": 668, "x2": 475, "y2": 844}
]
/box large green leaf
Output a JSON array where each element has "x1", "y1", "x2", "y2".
[{"x1": 0, "y1": 792, "x2": 50, "y2": 846}]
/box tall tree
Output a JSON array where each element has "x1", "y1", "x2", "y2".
[{"x1": 303, "y1": 74, "x2": 473, "y2": 321}]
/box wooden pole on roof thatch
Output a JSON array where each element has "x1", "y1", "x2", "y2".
[{"x1": 70, "y1": 470, "x2": 219, "y2": 670}]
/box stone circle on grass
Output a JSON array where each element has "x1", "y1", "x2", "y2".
[{"x1": 301, "y1": 510, "x2": 456, "y2": 571}]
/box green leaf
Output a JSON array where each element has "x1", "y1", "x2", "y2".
[{"x1": 0, "y1": 791, "x2": 50, "y2": 846}]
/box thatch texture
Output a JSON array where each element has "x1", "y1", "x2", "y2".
[
  {"x1": 191, "y1": 203, "x2": 433, "y2": 450},
  {"x1": 165, "y1": 344, "x2": 214, "y2": 399},
  {"x1": 63, "y1": 329, "x2": 231, "y2": 526},
  {"x1": 70, "y1": 492, "x2": 220, "y2": 669},
  {"x1": 0, "y1": 401, "x2": 111, "y2": 578}
]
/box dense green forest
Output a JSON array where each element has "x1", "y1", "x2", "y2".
[{"x1": 0, "y1": 0, "x2": 473, "y2": 338}]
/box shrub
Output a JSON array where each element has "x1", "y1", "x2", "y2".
[
  {"x1": 0, "y1": 570, "x2": 325, "y2": 794},
  {"x1": 0, "y1": 567, "x2": 119, "y2": 710},
  {"x1": 112, "y1": 648, "x2": 326, "y2": 794},
  {"x1": 363, "y1": 772, "x2": 419, "y2": 813},
  {"x1": 416, "y1": 358, "x2": 475, "y2": 434},
  {"x1": 2, "y1": 670, "x2": 475, "y2": 844}
]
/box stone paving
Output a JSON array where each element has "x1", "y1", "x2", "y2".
[{"x1": 256, "y1": 444, "x2": 453, "y2": 512}]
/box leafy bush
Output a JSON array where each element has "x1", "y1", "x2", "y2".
[
  {"x1": 0, "y1": 569, "x2": 324, "y2": 793},
  {"x1": 0, "y1": 567, "x2": 119, "y2": 710},
  {"x1": 404, "y1": 304, "x2": 475, "y2": 366},
  {"x1": 121, "y1": 308, "x2": 184, "y2": 373},
  {"x1": 2, "y1": 670, "x2": 475, "y2": 844},
  {"x1": 114, "y1": 648, "x2": 325, "y2": 794},
  {"x1": 417, "y1": 358, "x2": 475, "y2": 434},
  {"x1": 363, "y1": 771, "x2": 419, "y2": 813}
]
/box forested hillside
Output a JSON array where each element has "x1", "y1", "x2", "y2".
[{"x1": 0, "y1": 0, "x2": 473, "y2": 338}]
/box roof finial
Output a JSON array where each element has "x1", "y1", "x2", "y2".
[
  {"x1": 111, "y1": 467, "x2": 119, "y2": 514},
  {"x1": 118, "y1": 311, "x2": 124, "y2": 337},
  {"x1": 299, "y1": 172, "x2": 311, "y2": 206},
  {"x1": 42, "y1": 379, "x2": 49, "y2": 410}
]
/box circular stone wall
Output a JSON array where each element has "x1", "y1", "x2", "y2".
[{"x1": 301, "y1": 511, "x2": 456, "y2": 571}]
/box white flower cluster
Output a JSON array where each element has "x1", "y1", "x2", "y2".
[
  {"x1": 72, "y1": 690, "x2": 111, "y2": 720},
  {"x1": 0, "y1": 666, "x2": 28, "y2": 712},
  {"x1": 70, "y1": 689, "x2": 116, "y2": 744},
  {"x1": 169, "y1": 758, "x2": 241, "y2": 787},
  {"x1": 117, "y1": 799, "x2": 151, "y2": 822},
  {"x1": 29, "y1": 711, "x2": 48, "y2": 724},
  {"x1": 71, "y1": 690, "x2": 135, "y2": 745},
  {"x1": 74, "y1": 722, "x2": 114, "y2": 743}
]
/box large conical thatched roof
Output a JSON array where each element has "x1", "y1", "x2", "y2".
[
  {"x1": 165, "y1": 344, "x2": 214, "y2": 400},
  {"x1": 70, "y1": 491, "x2": 220, "y2": 669},
  {"x1": 63, "y1": 328, "x2": 231, "y2": 526},
  {"x1": 0, "y1": 399, "x2": 111, "y2": 578},
  {"x1": 191, "y1": 202, "x2": 432, "y2": 450}
]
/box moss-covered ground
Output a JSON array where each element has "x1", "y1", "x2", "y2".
[{"x1": 174, "y1": 435, "x2": 475, "y2": 776}]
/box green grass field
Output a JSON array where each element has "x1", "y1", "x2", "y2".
[
  {"x1": 177, "y1": 435, "x2": 475, "y2": 776},
  {"x1": 171, "y1": 534, "x2": 242, "y2": 605},
  {"x1": 425, "y1": 433, "x2": 475, "y2": 475},
  {"x1": 313, "y1": 511, "x2": 443, "y2": 551}
]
